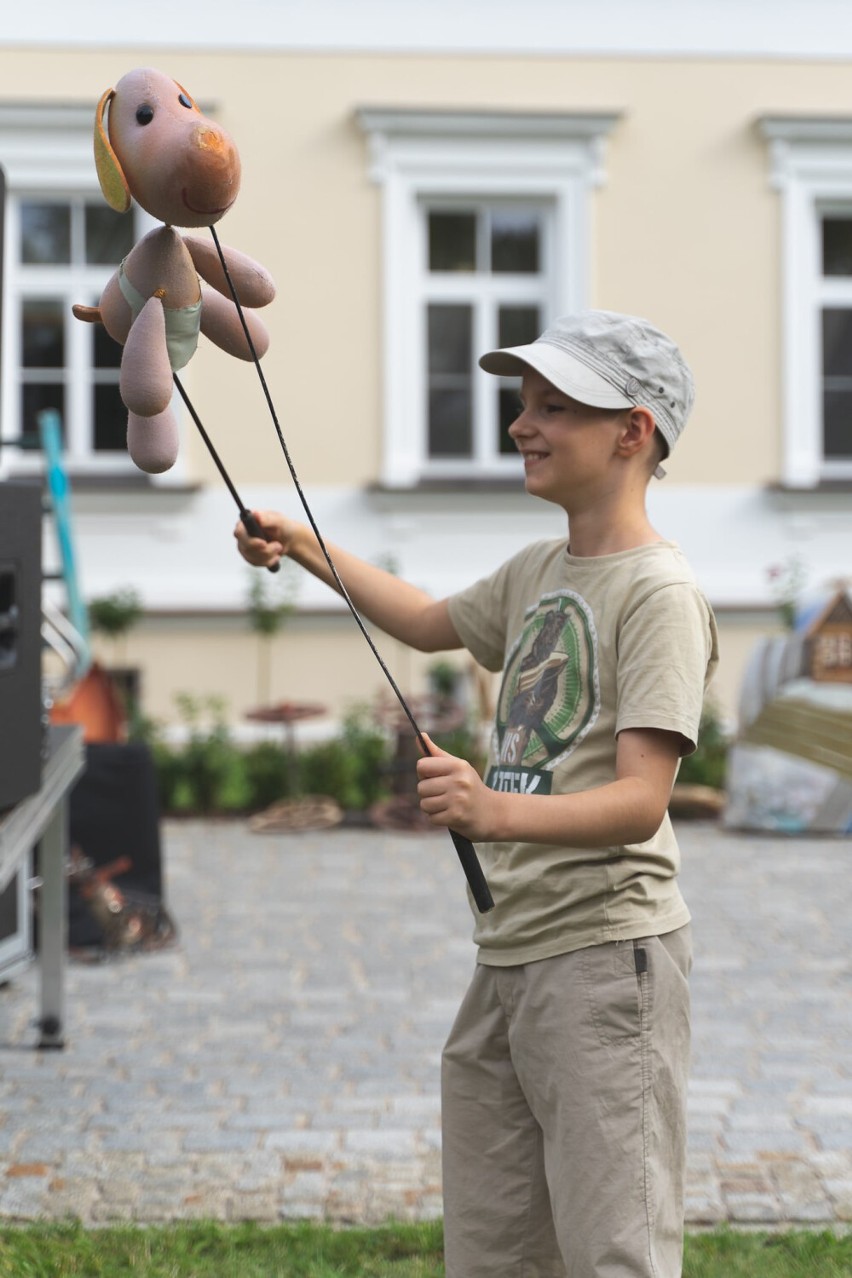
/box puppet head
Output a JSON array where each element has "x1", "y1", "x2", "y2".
[{"x1": 95, "y1": 67, "x2": 241, "y2": 227}]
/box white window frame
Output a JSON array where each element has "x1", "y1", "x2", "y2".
[
  {"x1": 0, "y1": 104, "x2": 183, "y2": 484},
  {"x1": 421, "y1": 195, "x2": 553, "y2": 476},
  {"x1": 760, "y1": 116, "x2": 852, "y2": 487},
  {"x1": 358, "y1": 109, "x2": 620, "y2": 488}
]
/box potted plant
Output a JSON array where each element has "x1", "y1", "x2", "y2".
[{"x1": 87, "y1": 587, "x2": 143, "y2": 720}]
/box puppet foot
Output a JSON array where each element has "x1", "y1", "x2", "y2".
[{"x1": 127, "y1": 409, "x2": 179, "y2": 474}]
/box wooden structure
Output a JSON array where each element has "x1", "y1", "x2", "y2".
[{"x1": 804, "y1": 589, "x2": 852, "y2": 684}]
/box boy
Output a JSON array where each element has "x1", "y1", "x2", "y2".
[{"x1": 235, "y1": 310, "x2": 719, "y2": 1277}]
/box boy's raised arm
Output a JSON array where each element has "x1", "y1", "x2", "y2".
[{"x1": 234, "y1": 508, "x2": 463, "y2": 654}]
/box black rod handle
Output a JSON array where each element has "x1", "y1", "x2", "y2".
[{"x1": 449, "y1": 829, "x2": 494, "y2": 913}]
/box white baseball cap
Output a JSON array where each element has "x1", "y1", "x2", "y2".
[{"x1": 479, "y1": 309, "x2": 695, "y2": 474}]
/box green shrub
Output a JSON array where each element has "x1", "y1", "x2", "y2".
[
  {"x1": 341, "y1": 704, "x2": 392, "y2": 807},
  {"x1": 149, "y1": 698, "x2": 393, "y2": 816},
  {"x1": 431, "y1": 724, "x2": 487, "y2": 777},
  {"x1": 241, "y1": 740, "x2": 296, "y2": 809},
  {"x1": 296, "y1": 710, "x2": 393, "y2": 807},
  {"x1": 297, "y1": 738, "x2": 362, "y2": 809},
  {"x1": 678, "y1": 701, "x2": 730, "y2": 790},
  {"x1": 158, "y1": 693, "x2": 241, "y2": 814}
]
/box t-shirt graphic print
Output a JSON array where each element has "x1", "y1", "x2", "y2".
[{"x1": 489, "y1": 591, "x2": 601, "y2": 796}]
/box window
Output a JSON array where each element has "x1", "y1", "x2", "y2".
[
  {"x1": 819, "y1": 214, "x2": 852, "y2": 470},
  {"x1": 358, "y1": 109, "x2": 620, "y2": 487},
  {"x1": 0, "y1": 105, "x2": 157, "y2": 478},
  {"x1": 11, "y1": 194, "x2": 137, "y2": 463},
  {"x1": 424, "y1": 201, "x2": 548, "y2": 468},
  {"x1": 760, "y1": 117, "x2": 852, "y2": 486}
]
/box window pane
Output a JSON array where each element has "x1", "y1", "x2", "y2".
[
  {"x1": 21, "y1": 384, "x2": 65, "y2": 449},
  {"x1": 22, "y1": 299, "x2": 64, "y2": 368},
  {"x1": 822, "y1": 391, "x2": 852, "y2": 458},
  {"x1": 429, "y1": 211, "x2": 476, "y2": 272},
  {"x1": 491, "y1": 211, "x2": 540, "y2": 274},
  {"x1": 495, "y1": 306, "x2": 541, "y2": 454},
  {"x1": 428, "y1": 304, "x2": 471, "y2": 374},
  {"x1": 429, "y1": 389, "x2": 472, "y2": 456},
  {"x1": 822, "y1": 217, "x2": 852, "y2": 277},
  {"x1": 86, "y1": 203, "x2": 134, "y2": 265},
  {"x1": 20, "y1": 202, "x2": 71, "y2": 265},
  {"x1": 93, "y1": 385, "x2": 128, "y2": 452},
  {"x1": 428, "y1": 304, "x2": 472, "y2": 456},
  {"x1": 822, "y1": 308, "x2": 852, "y2": 377},
  {"x1": 498, "y1": 305, "x2": 540, "y2": 349},
  {"x1": 821, "y1": 309, "x2": 852, "y2": 459},
  {"x1": 498, "y1": 388, "x2": 523, "y2": 456}
]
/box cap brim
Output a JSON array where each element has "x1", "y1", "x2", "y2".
[{"x1": 479, "y1": 342, "x2": 634, "y2": 411}]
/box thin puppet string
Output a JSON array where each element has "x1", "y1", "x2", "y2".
[
  {"x1": 206, "y1": 224, "x2": 494, "y2": 912},
  {"x1": 172, "y1": 372, "x2": 280, "y2": 575}
]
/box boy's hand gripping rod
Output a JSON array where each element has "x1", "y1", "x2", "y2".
[{"x1": 180, "y1": 232, "x2": 495, "y2": 914}]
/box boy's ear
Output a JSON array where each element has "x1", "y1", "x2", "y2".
[
  {"x1": 617, "y1": 406, "x2": 657, "y2": 460},
  {"x1": 94, "y1": 88, "x2": 132, "y2": 213}
]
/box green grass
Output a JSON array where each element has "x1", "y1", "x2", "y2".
[{"x1": 0, "y1": 1222, "x2": 848, "y2": 1277}]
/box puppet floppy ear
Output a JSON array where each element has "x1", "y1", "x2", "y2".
[{"x1": 94, "y1": 88, "x2": 131, "y2": 213}]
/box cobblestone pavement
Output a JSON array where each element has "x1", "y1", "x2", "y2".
[{"x1": 0, "y1": 820, "x2": 850, "y2": 1227}]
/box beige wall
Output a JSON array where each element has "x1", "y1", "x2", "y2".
[
  {"x1": 104, "y1": 608, "x2": 767, "y2": 736},
  {"x1": 96, "y1": 611, "x2": 471, "y2": 733}
]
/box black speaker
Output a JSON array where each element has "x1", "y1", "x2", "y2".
[
  {"x1": 0, "y1": 481, "x2": 43, "y2": 810},
  {"x1": 67, "y1": 742, "x2": 165, "y2": 946}
]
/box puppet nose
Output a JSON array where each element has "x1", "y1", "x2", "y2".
[
  {"x1": 183, "y1": 124, "x2": 241, "y2": 217},
  {"x1": 193, "y1": 125, "x2": 229, "y2": 155}
]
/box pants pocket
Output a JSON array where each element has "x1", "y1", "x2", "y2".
[{"x1": 578, "y1": 941, "x2": 644, "y2": 1046}]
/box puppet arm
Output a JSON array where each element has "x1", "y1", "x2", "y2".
[
  {"x1": 200, "y1": 287, "x2": 271, "y2": 360},
  {"x1": 183, "y1": 235, "x2": 275, "y2": 308},
  {"x1": 416, "y1": 727, "x2": 682, "y2": 846},
  {"x1": 235, "y1": 511, "x2": 462, "y2": 653},
  {"x1": 72, "y1": 305, "x2": 102, "y2": 323}
]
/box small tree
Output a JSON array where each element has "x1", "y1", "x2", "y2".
[
  {"x1": 88, "y1": 588, "x2": 142, "y2": 667},
  {"x1": 87, "y1": 588, "x2": 144, "y2": 723},
  {"x1": 246, "y1": 565, "x2": 300, "y2": 705},
  {"x1": 766, "y1": 555, "x2": 808, "y2": 631}
]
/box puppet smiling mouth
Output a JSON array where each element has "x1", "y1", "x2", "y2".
[{"x1": 181, "y1": 189, "x2": 236, "y2": 216}]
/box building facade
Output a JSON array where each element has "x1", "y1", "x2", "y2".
[{"x1": 2, "y1": 1, "x2": 851, "y2": 729}]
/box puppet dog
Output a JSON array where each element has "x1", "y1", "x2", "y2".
[{"x1": 74, "y1": 67, "x2": 275, "y2": 474}]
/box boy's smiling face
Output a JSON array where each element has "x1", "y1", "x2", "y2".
[{"x1": 509, "y1": 370, "x2": 630, "y2": 509}]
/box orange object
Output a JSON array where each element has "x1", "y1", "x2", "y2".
[{"x1": 50, "y1": 663, "x2": 127, "y2": 744}]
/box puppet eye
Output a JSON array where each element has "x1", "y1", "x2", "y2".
[
  {"x1": 178, "y1": 93, "x2": 193, "y2": 109},
  {"x1": 136, "y1": 104, "x2": 155, "y2": 126}
]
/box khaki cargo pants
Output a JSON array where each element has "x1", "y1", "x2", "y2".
[{"x1": 441, "y1": 926, "x2": 692, "y2": 1278}]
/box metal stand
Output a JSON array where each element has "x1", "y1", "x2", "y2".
[{"x1": 0, "y1": 726, "x2": 85, "y2": 1048}]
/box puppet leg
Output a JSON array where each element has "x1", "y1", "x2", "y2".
[
  {"x1": 127, "y1": 406, "x2": 179, "y2": 475},
  {"x1": 121, "y1": 298, "x2": 175, "y2": 418}
]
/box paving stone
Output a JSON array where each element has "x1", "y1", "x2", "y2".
[{"x1": 0, "y1": 820, "x2": 848, "y2": 1226}]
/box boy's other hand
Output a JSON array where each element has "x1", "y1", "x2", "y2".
[{"x1": 417, "y1": 734, "x2": 496, "y2": 842}]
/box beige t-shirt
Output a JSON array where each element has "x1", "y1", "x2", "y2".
[{"x1": 448, "y1": 538, "x2": 719, "y2": 965}]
